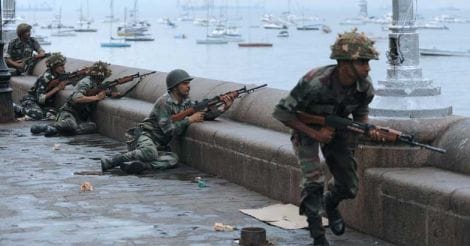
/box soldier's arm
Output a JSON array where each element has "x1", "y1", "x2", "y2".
[
  {"x1": 31, "y1": 38, "x2": 46, "y2": 58},
  {"x1": 72, "y1": 80, "x2": 106, "y2": 104}
]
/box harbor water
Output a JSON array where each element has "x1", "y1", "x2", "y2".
[{"x1": 17, "y1": 1, "x2": 470, "y2": 116}]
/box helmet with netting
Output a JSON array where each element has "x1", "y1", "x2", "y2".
[
  {"x1": 46, "y1": 53, "x2": 66, "y2": 68},
  {"x1": 166, "y1": 69, "x2": 193, "y2": 90},
  {"x1": 16, "y1": 23, "x2": 32, "y2": 37},
  {"x1": 89, "y1": 61, "x2": 112, "y2": 79},
  {"x1": 330, "y1": 28, "x2": 379, "y2": 60}
]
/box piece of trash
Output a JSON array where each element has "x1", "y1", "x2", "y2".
[
  {"x1": 213, "y1": 222, "x2": 235, "y2": 232},
  {"x1": 80, "y1": 181, "x2": 94, "y2": 192},
  {"x1": 52, "y1": 143, "x2": 61, "y2": 150},
  {"x1": 194, "y1": 176, "x2": 207, "y2": 188}
]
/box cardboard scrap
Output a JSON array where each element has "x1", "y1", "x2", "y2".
[
  {"x1": 240, "y1": 203, "x2": 328, "y2": 230},
  {"x1": 213, "y1": 222, "x2": 235, "y2": 232}
]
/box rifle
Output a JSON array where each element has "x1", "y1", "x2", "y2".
[
  {"x1": 171, "y1": 83, "x2": 268, "y2": 122},
  {"x1": 296, "y1": 111, "x2": 446, "y2": 154},
  {"x1": 84, "y1": 71, "x2": 156, "y2": 97},
  {"x1": 23, "y1": 52, "x2": 51, "y2": 74},
  {"x1": 46, "y1": 67, "x2": 91, "y2": 92}
]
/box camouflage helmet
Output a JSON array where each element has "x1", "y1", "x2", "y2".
[
  {"x1": 89, "y1": 61, "x2": 112, "y2": 78},
  {"x1": 330, "y1": 29, "x2": 379, "y2": 60},
  {"x1": 46, "y1": 53, "x2": 66, "y2": 68},
  {"x1": 166, "y1": 69, "x2": 193, "y2": 90},
  {"x1": 16, "y1": 23, "x2": 32, "y2": 37}
]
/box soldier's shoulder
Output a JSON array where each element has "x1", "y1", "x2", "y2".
[{"x1": 300, "y1": 65, "x2": 335, "y2": 87}]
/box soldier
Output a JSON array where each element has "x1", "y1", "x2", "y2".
[
  {"x1": 30, "y1": 61, "x2": 118, "y2": 137},
  {"x1": 19, "y1": 53, "x2": 69, "y2": 120},
  {"x1": 101, "y1": 69, "x2": 235, "y2": 174},
  {"x1": 5, "y1": 23, "x2": 47, "y2": 75},
  {"x1": 272, "y1": 29, "x2": 384, "y2": 246}
]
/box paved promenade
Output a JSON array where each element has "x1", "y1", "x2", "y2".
[{"x1": 0, "y1": 121, "x2": 394, "y2": 246}]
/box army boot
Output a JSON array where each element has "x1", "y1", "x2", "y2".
[
  {"x1": 324, "y1": 191, "x2": 345, "y2": 236},
  {"x1": 313, "y1": 235, "x2": 329, "y2": 246},
  {"x1": 44, "y1": 125, "x2": 59, "y2": 137},
  {"x1": 120, "y1": 161, "x2": 151, "y2": 175},
  {"x1": 76, "y1": 122, "x2": 97, "y2": 135},
  {"x1": 31, "y1": 124, "x2": 49, "y2": 134},
  {"x1": 101, "y1": 154, "x2": 127, "y2": 172}
]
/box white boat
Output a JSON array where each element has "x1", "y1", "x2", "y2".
[
  {"x1": 417, "y1": 21, "x2": 449, "y2": 30},
  {"x1": 196, "y1": 37, "x2": 228, "y2": 45},
  {"x1": 420, "y1": 48, "x2": 470, "y2": 57},
  {"x1": 101, "y1": 0, "x2": 131, "y2": 48},
  {"x1": 277, "y1": 30, "x2": 289, "y2": 37},
  {"x1": 263, "y1": 22, "x2": 288, "y2": 30},
  {"x1": 74, "y1": 0, "x2": 97, "y2": 32}
]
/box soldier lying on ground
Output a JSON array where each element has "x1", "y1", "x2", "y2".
[
  {"x1": 101, "y1": 69, "x2": 235, "y2": 174},
  {"x1": 5, "y1": 23, "x2": 47, "y2": 76},
  {"x1": 30, "y1": 61, "x2": 119, "y2": 136},
  {"x1": 19, "y1": 53, "x2": 78, "y2": 120}
]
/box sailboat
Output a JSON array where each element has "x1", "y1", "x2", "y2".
[
  {"x1": 101, "y1": 0, "x2": 130, "y2": 48},
  {"x1": 196, "y1": 0, "x2": 227, "y2": 45},
  {"x1": 74, "y1": 0, "x2": 97, "y2": 32},
  {"x1": 51, "y1": 7, "x2": 77, "y2": 37}
]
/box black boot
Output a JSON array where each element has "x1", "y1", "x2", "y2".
[
  {"x1": 313, "y1": 235, "x2": 329, "y2": 246},
  {"x1": 76, "y1": 122, "x2": 97, "y2": 135},
  {"x1": 120, "y1": 161, "x2": 150, "y2": 174},
  {"x1": 31, "y1": 124, "x2": 48, "y2": 134},
  {"x1": 44, "y1": 126, "x2": 59, "y2": 137},
  {"x1": 324, "y1": 191, "x2": 345, "y2": 236},
  {"x1": 101, "y1": 154, "x2": 126, "y2": 172}
]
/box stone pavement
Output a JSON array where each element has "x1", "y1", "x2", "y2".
[{"x1": 0, "y1": 121, "x2": 395, "y2": 246}]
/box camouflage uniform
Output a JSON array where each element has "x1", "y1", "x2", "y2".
[
  {"x1": 49, "y1": 76, "x2": 99, "y2": 135},
  {"x1": 20, "y1": 69, "x2": 58, "y2": 120},
  {"x1": 119, "y1": 93, "x2": 224, "y2": 169},
  {"x1": 6, "y1": 37, "x2": 44, "y2": 74},
  {"x1": 272, "y1": 29, "x2": 378, "y2": 243}
]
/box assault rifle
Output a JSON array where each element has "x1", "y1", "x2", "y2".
[
  {"x1": 23, "y1": 52, "x2": 51, "y2": 74},
  {"x1": 46, "y1": 67, "x2": 91, "y2": 92},
  {"x1": 171, "y1": 83, "x2": 268, "y2": 122},
  {"x1": 84, "y1": 71, "x2": 156, "y2": 97},
  {"x1": 296, "y1": 111, "x2": 446, "y2": 154}
]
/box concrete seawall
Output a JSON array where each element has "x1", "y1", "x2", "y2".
[{"x1": 10, "y1": 58, "x2": 470, "y2": 246}]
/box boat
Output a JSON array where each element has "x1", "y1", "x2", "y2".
[
  {"x1": 124, "y1": 35, "x2": 154, "y2": 41},
  {"x1": 101, "y1": 0, "x2": 131, "y2": 48},
  {"x1": 420, "y1": 48, "x2": 470, "y2": 57},
  {"x1": 74, "y1": 0, "x2": 97, "y2": 32},
  {"x1": 238, "y1": 43, "x2": 273, "y2": 48},
  {"x1": 263, "y1": 22, "x2": 288, "y2": 30},
  {"x1": 296, "y1": 24, "x2": 320, "y2": 31},
  {"x1": 196, "y1": 38, "x2": 228, "y2": 44},
  {"x1": 277, "y1": 30, "x2": 289, "y2": 38},
  {"x1": 321, "y1": 25, "x2": 332, "y2": 33},
  {"x1": 417, "y1": 22, "x2": 449, "y2": 30},
  {"x1": 174, "y1": 34, "x2": 187, "y2": 39}
]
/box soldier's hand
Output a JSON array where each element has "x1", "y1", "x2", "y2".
[
  {"x1": 316, "y1": 127, "x2": 335, "y2": 143},
  {"x1": 220, "y1": 94, "x2": 235, "y2": 110},
  {"x1": 96, "y1": 91, "x2": 107, "y2": 101},
  {"x1": 57, "y1": 81, "x2": 67, "y2": 90},
  {"x1": 188, "y1": 112, "x2": 205, "y2": 124}
]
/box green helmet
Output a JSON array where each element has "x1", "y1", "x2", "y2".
[
  {"x1": 46, "y1": 53, "x2": 66, "y2": 68},
  {"x1": 330, "y1": 29, "x2": 379, "y2": 60},
  {"x1": 166, "y1": 69, "x2": 193, "y2": 90},
  {"x1": 16, "y1": 23, "x2": 32, "y2": 37},
  {"x1": 89, "y1": 61, "x2": 112, "y2": 78}
]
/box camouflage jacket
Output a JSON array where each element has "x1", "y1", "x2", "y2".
[
  {"x1": 6, "y1": 37, "x2": 43, "y2": 61},
  {"x1": 273, "y1": 65, "x2": 375, "y2": 123},
  {"x1": 140, "y1": 93, "x2": 223, "y2": 146},
  {"x1": 60, "y1": 76, "x2": 99, "y2": 122},
  {"x1": 22, "y1": 69, "x2": 57, "y2": 106}
]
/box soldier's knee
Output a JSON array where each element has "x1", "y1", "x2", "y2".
[{"x1": 138, "y1": 146, "x2": 158, "y2": 161}]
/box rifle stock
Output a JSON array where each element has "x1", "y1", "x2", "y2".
[
  {"x1": 170, "y1": 83, "x2": 267, "y2": 122},
  {"x1": 296, "y1": 111, "x2": 446, "y2": 153}
]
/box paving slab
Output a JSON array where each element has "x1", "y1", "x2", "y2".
[{"x1": 0, "y1": 121, "x2": 395, "y2": 246}]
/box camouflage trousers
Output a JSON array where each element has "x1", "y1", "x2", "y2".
[
  {"x1": 118, "y1": 131, "x2": 178, "y2": 170},
  {"x1": 20, "y1": 97, "x2": 57, "y2": 120},
  {"x1": 50, "y1": 111, "x2": 97, "y2": 135},
  {"x1": 292, "y1": 130, "x2": 358, "y2": 237}
]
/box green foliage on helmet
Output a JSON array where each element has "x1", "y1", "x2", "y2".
[
  {"x1": 166, "y1": 69, "x2": 193, "y2": 90},
  {"x1": 330, "y1": 28, "x2": 379, "y2": 60},
  {"x1": 16, "y1": 23, "x2": 32, "y2": 37},
  {"x1": 89, "y1": 61, "x2": 112, "y2": 78},
  {"x1": 46, "y1": 53, "x2": 66, "y2": 68}
]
